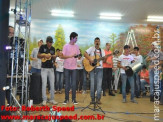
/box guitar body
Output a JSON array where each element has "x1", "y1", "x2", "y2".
[
  {"x1": 83, "y1": 55, "x2": 100, "y2": 72},
  {"x1": 41, "y1": 53, "x2": 51, "y2": 62}
]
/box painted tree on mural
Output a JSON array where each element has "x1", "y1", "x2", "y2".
[
  {"x1": 109, "y1": 33, "x2": 118, "y2": 52},
  {"x1": 115, "y1": 32, "x2": 127, "y2": 53},
  {"x1": 54, "y1": 24, "x2": 66, "y2": 51}
]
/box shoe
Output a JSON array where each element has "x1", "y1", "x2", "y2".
[
  {"x1": 130, "y1": 99, "x2": 138, "y2": 103},
  {"x1": 109, "y1": 91, "x2": 115, "y2": 96},
  {"x1": 122, "y1": 99, "x2": 127, "y2": 103},
  {"x1": 142, "y1": 92, "x2": 146, "y2": 97},
  {"x1": 82, "y1": 90, "x2": 86, "y2": 94},
  {"x1": 114, "y1": 90, "x2": 117, "y2": 93},
  {"x1": 90, "y1": 98, "x2": 95, "y2": 104},
  {"x1": 150, "y1": 95, "x2": 154, "y2": 102},
  {"x1": 42, "y1": 101, "x2": 46, "y2": 106},
  {"x1": 103, "y1": 92, "x2": 106, "y2": 96},
  {"x1": 97, "y1": 99, "x2": 102, "y2": 104},
  {"x1": 59, "y1": 91, "x2": 62, "y2": 94},
  {"x1": 54, "y1": 91, "x2": 57, "y2": 94},
  {"x1": 63, "y1": 100, "x2": 69, "y2": 105},
  {"x1": 72, "y1": 99, "x2": 78, "y2": 105},
  {"x1": 49, "y1": 100, "x2": 58, "y2": 105}
]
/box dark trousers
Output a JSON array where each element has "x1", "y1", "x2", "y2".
[
  {"x1": 76, "y1": 69, "x2": 83, "y2": 91},
  {"x1": 6, "y1": 78, "x2": 11, "y2": 105},
  {"x1": 64, "y1": 69, "x2": 77, "y2": 101},
  {"x1": 102, "y1": 68, "x2": 112, "y2": 92}
]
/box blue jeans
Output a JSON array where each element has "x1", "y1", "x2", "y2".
[
  {"x1": 55, "y1": 71, "x2": 64, "y2": 91},
  {"x1": 134, "y1": 73, "x2": 140, "y2": 96},
  {"x1": 121, "y1": 74, "x2": 135, "y2": 100},
  {"x1": 82, "y1": 69, "x2": 87, "y2": 91},
  {"x1": 140, "y1": 79, "x2": 149, "y2": 93},
  {"x1": 31, "y1": 67, "x2": 41, "y2": 73},
  {"x1": 64, "y1": 69, "x2": 77, "y2": 100},
  {"x1": 149, "y1": 70, "x2": 154, "y2": 96},
  {"x1": 90, "y1": 68, "x2": 103, "y2": 100}
]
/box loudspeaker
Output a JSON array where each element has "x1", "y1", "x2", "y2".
[{"x1": 30, "y1": 73, "x2": 42, "y2": 104}]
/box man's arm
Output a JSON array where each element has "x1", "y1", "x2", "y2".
[
  {"x1": 37, "y1": 52, "x2": 45, "y2": 59},
  {"x1": 60, "y1": 53, "x2": 75, "y2": 59},
  {"x1": 84, "y1": 51, "x2": 93, "y2": 63},
  {"x1": 117, "y1": 61, "x2": 126, "y2": 70}
]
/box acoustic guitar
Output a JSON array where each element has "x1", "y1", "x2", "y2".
[
  {"x1": 83, "y1": 53, "x2": 112, "y2": 72},
  {"x1": 41, "y1": 53, "x2": 52, "y2": 62}
]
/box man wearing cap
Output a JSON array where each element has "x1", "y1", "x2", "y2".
[
  {"x1": 146, "y1": 41, "x2": 163, "y2": 102},
  {"x1": 118, "y1": 45, "x2": 137, "y2": 103},
  {"x1": 30, "y1": 39, "x2": 43, "y2": 73},
  {"x1": 37, "y1": 36, "x2": 57, "y2": 105}
]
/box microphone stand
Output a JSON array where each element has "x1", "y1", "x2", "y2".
[{"x1": 81, "y1": 44, "x2": 105, "y2": 114}]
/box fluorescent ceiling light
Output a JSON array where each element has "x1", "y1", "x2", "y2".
[
  {"x1": 99, "y1": 13, "x2": 122, "y2": 20},
  {"x1": 147, "y1": 16, "x2": 163, "y2": 19},
  {"x1": 100, "y1": 13, "x2": 122, "y2": 17},
  {"x1": 147, "y1": 16, "x2": 163, "y2": 22},
  {"x1": 51, "y1": 10, "x2": 74, "y2": 17},
  {"x1": 51, "y1": 13, "x2": 74, "y2": 17},
  {"x1": 100, "y1": 16, "x2": 121, "y2": 20},
  {"x1": 51, "y1": 10, "x2": 74, "y2": 14},
  {"x1": 147, "y1": 19, "x2": 163, "y2": 22}
]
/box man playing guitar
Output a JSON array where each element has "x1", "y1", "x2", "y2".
[
  {"x1": 37, "y1": 36, "x2": 57, "y2": 106},
  {"x1": 84, "y1": 37, "x2": 105, "y2": 104}
]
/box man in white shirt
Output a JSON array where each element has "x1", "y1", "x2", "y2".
[
  {"x1": 84, "y1": 37, "x2": 105, "y2": 104},
  {"x1": 118, "y1": 45, "x2": 137, "y2": 103},
  {"x1": 30, "y1": 40, "x2": 43, "y2": 73},
  {"x1": 131, "y1": 47, "x2": 143, "y2": 98}
]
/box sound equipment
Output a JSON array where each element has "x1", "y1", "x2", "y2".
[
  {"x1": 83, "y1": 54, "x2": 112, "y2": 72},
  {"x1": 29, "y1": 73, "x2": 42, "y2": 104}
]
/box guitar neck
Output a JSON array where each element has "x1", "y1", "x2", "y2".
[{"x1": 96, "y1": 54, "x2": 112, "y2": 62}]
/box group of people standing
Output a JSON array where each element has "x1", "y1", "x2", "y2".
[{"x1": 29, "y1": 31, "x2": 163, "y2": 106}]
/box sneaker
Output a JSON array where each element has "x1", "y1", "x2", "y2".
[
  {"x1": 49, "y1": 100, "x2": 58, "y2": 105},
  {"x1": 109, "y1": 91, "x2": 115, "y2": 96},
  {"x1": 97, "y1": 99, "x2": 102, "y2": 104},
  {"x1": 82, "y1": 90, "x2": 86, "y2": 94},
  {"x1": 130, "y1": 99, "x2": 138, "y2": 103},
  {"x1": 122, "y1": 99, "x2": 127, "y2": 103},
  {"x1": 42, "y1": 101, "x2": 46, "y2": 106},
  {"x1": 72, "y1": 99, "x2": 78, "y2": 105},
  {"x1": 63, "y1": 100, "x2": 69, "y2": 105},
  {"x1": 59, "y1": 91, "x2": 62, "y2": 94}
]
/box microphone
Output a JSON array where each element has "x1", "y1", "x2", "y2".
[{"x1": 3, "y1": 86, "x2": 10, "y2": 91}]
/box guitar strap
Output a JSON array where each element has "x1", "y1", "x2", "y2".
[{"x1": 99, "y1": 48, "x2": 102, "y2": 57}]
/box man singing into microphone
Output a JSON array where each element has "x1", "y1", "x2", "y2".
[{"x1": 84, "y1": 37, "x2": 105, "y2": 104}]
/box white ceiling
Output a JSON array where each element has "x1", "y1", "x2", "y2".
[{"x1": 10, "y1": 0, "x2": 163, "y2": 24}]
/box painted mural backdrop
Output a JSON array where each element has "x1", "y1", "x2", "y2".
[{"x1": 9, "y1": 18, "x2": 163, "y2": 56}]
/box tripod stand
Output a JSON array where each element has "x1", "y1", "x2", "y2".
[{"x1": 81, "y1": 62, "x2": 105, "y2": 114}]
